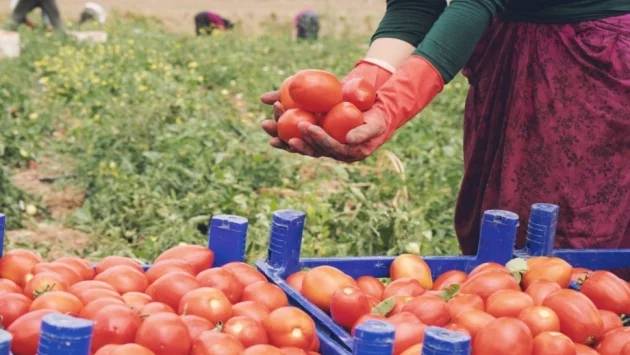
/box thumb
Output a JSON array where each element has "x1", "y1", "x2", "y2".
[
  {"x1": 260, "y1": 91, "x2": 280, "y2": 105},
  {"x1": 345, "y1": 110, "x2": 388, "y2": 145}
]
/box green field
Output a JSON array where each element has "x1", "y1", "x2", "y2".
[{"x1": 0, "y1": 15, "x2": 469, "y2": 263}]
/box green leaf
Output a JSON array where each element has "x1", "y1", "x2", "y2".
[
  {"x1": 506, "y1": 258, "x2": 529, "y2": 284},
  {"x1": 371, "y1": 296, "x2": 396, "y2": 316},
  {"x1": 438, "y1": 284, "x2": 460, "y2": 302}
]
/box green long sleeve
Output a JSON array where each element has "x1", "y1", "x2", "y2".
[{"x1": 371, "y1": 0, "x2": 447, "y2": 47}]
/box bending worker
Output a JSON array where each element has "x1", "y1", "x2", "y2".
[
  {"x1": 5, "y1": 0, "x2": 63, "y2": 30},
  {"x1": 294, "y1": 9, "x2": 320, "y2": 40},
  {"x1": 194, "y1": 11, "x2": 234, "y2": 36},
  {"x1": 261, "y1": 0, "x2": 630, "y2": 274}
]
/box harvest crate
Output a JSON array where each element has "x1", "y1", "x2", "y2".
[
  {"x1": 256, "y1": 209, "x2": 520, "y2": 353},
  {"x1": 0, "y1": 30, "x2": 20, "y2": 59}
]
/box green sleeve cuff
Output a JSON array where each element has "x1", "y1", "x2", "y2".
[{"x1": 371, "y1": 0, "x2": 447, "y2": 47}]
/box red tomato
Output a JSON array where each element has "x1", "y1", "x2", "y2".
[
  {"x1": 468, "y1": 262, "x2": 509, "y2": 278},
  {"x1": 136, "y1": 312, "x2": 192, "y2": 355},
  {"x1": 55, "y1": 257, "x2": 95, "y2": 281},
  {"x1": 69, "y1": 280, "x2": 116, "y2": 295},
  {"x1": 595, "y1": 327, "x2": 630, "y2": 355},
  {"x1": 31, "y1": 262, "x2": 83, "y2": 286},
  {"x1": 95, "y1": 265, "x2": 149, "y2": 294},
  {"x1": 460, "y1": 270, "x2": 520, "y2": 302},
  {"x1": 232, "y1": 301, "x2": 270, "y2": 323},
  {"x1": 29, "y1": 290, "x2": 83, "y2": 315},
  {"x1": 401, "y1": 295, "x2": 450, "y2": 326},
  {"x1": 154, "y1": 244, "x2": 214, "y2": 274},
  {"x1": 532, "y1": 331, "x2": 576, "y2": 355},
  {"x1": 110, "y1": 344, "x2": 156, "y2": 355},
  {"x1": 95, "y1": 256, "x2": 143, "y2": 274},
  {"x1": 356, "y1": 276, "x2": 384, "y2": 300},
  {"x1": 517, "y1": 306, "x2": 561, "y2": 337},
  {"x1": 140, "y1": 302, "x2": 175, "y2": 317},
  {"x1": 0, "y1": 252, "x2": 39, "y2": 287},
  {"x1": 0, "y1": 278, "x2": 22, "y2": 294},
  {"x1": 0, "y1": 292, "x2": 32, "y2": 328},
  {"x1": 223, "y1": 315, "x2": 269, "y2": 348},
  {"x1": 288, "y1": 69, "x2": 343, "y2": 113},
  {"x1": 263, "y1": 307, "x2": 316, "y2": 350},
  {"x1": 91, "y1": 303, "x2": 142, "y2": 351},
  {"x1": 472, "y1": 317, "x2": 533, "y2": 355},
  {"x1": 341, "y1": 77, "x2": 376, "y2": 111},
  {"x1": 222, "y1": 262, "x2": 267, "y2": 287},
  {"x1": 279, "y1": 75, "x2": 299, "y2": 110},
  {"x1": 525, "y1": 280, "x2": 562, "y2": 306},
  {"x1": 453, "y1": 309, "x2": 496, "y2": 339},
  {"x1": 485, "y1": 290, "x2": 534, "y2": 318},
  {"x1": 75, "y1": 288, "x2": 123, "y2": 304},
  {"x1": 145, "y1": 259, "x2": 195, "y2": 284},
  {"x1": 79, "y1": 297, "x2": 125, "y2": 319},
  {"x1": 542, "y1": 289, "x2": 603, "y2": 345},
  {"x1": 388, "y1": 295, "x2": 415, "y2": 316},
  {"x1": 367, "y1": 295, "x2": 380, "y2": 308},
  {"x1": 281, "y1": 347, "x2": 308, "y2": 355},
  {"x1": 581, "y1": 270, "x2": 630, "y2": 315},
  {"x1": 122, "y1": 291, "x2": 152, "y2": 310},
  {"x1": 523, "y1": 257, "x2": 573, "y2": 289},
  {"x1": 574, "y1": 344, "x2": 600, "y2": 355},
  {"x1": 400, "y1": 343, "x2": 423, "y2": 355},
  {"x1": 382, "y1": 278, "x2": 426, "y2": 299},
  {"x1": 443, "y1": 323, "x2": 471, "y2": 336},
  {"x1": 93, "y1": 344, "x2": 120, "y2": 355},
  {"x1": 179, "y1": 287, "x2": 232, "y2": 324},
  {"x1": 319, "y1": 102, "x2": 364, "y2": 144},
  {"x1": 571, "y1": 268, "x2": 592, "y2": 284},
  {"x1": 242, "y1": 281, "x2": 289, "y2": 311},
  {"x1": 309, "y1": 334, "x2": 320, "y2": 352},
  {"x1": 390, "y1": 254, "x2": 433, "y2": 290},
  {"x1": 447, "y1": 293, "x2": 485, "y2": 319},
  {"x1": 189, "y1": 331, "x2": 244, "y2": 355},
  {"x1": 181, "y1": 314, "x2": 214, "y2": 340},
  {"x1": 301, "y1": 266, "x2": 358, "y2": 312},
  {"x1": 386, "y1": 312, "x2": 427, "y2": 355},
  {"x1": 622, "y1": 343, "x2": 630, "y2": 355},
  {"x1": 432, "y1": 270, "x2": 468, "y2": 291},
  {"x1": 196, "y1": 267, "x2": 243, "y2": 304},
  {"x1": 242, "y1": 345, "x2": 284, "y2": 355},
  {"x1": 5, "y1": 249, "x2": 42, "y2": 263},
  {"x1": 350, "y1": 313, "x2": 388, "y2": 336},
  {"x1": 330, "y1": 286, "x2": 371, "y2": 328},
  {"x1": 7, "y1": 309, "x2": 57, "y2": 355},
  {"x1": 23, "y1": 272, "x2": 69, "y2": 299},
  {"x1": 286, "y1": 271, "x2": 306, "y2": 293},
  {"x1": 277, "y1": 109, "x2": 318, "y2": 143},
  {"x1": 150, "y1": 271, "x2": 201, "y2": 310},
  {"x1": 599, "y1": 309, "x2": 623, "y2": 334}
]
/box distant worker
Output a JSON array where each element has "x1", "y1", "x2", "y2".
[
  {"x1": 294, "y1": 9, "x2": 320, "y2": 40},
  {"x1": 194, "y1": 11, "x2": 234, "y2": 36},
  {"x1": 79, "y1": 2, "x2": 106, "y2": 25},
  {"x1": 5, "y1": 0, "x2": 63, "y2": 30}
]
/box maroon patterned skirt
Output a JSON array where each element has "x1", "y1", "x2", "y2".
[{"x1": 456, "y1": 14, "x2": 630, "y2": 275}]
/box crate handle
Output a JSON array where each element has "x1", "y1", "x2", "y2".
[
  {"x1": 209, "y1": 214, "x2": 248, "y2": 267},
  {"x1": 37, "y1": 314, "x2": 93, "y2": 355}
]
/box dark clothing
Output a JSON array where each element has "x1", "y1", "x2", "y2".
[
  {"x1": 194, "y1": 12, "x2": 232, "y2": 36},
  {"x1": 10, "y1": 0, "x2": 62, "y2": 30},
  {"x1": 295, "y1": 10, "x2": 320, "y2": 40}
]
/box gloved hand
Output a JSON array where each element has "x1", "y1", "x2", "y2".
[
  {"x1": 292, "y1": 55, "x2": 444, "y2": 162},
  {"x1": 260, "y1": 59, "x2": 395, "y2": 152}
]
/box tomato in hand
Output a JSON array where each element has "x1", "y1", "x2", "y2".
[
  {"x1": 196, "y1": 267, "x2": 243, "y2": 304},
  {"x1": 7, "y1": 309, "x2": 57, "y2": 355},
  {"x1": 0, "y1": 292, "x2": 32, "y2": 328},
  {"x1": 525, "y1": 280, "x2": 562, "y2": 306},
  {"x1": 277, "y1": 109, "x2": 318, "y2": 143},
  {"x1": 136, "y1": 312, "x2": 192, "y2": 355},
  {"x1": 189, "y1": 331, "x2": 244, "y2": 355},
  {"x1": 319, "y1": 102, "x2": 364, "y2": 144},
  {"x1": 179, "y1": 287, "x2": 232, "y2": 324},
  {"x1": 181, "y1": 314, "x2": 214, "y2": 340},
  {"x1": 485, "y1": 290, "x2": 534, "y2": 318},
  {"x1": 29, "y1": 290, "x2": 83, "y2": 315},
  {"x1": 595, "y1": 327, "x2": 630, "y2": 355},
  {"x1": 401, "y1": 295, "x2": 450, "y2": 326},
  {"x1": 330, "y1": 286, "x2": 371, "y2": 328},
  {"x1": 222, "y1": 262, "x2": 267, "y2": 287},
  {"x1": 460, "y1": 270, "x2": 520, "y2": 302},
  {"x1": 95, "y1": 256, "x2": 143, "y2": 274},
  {"x1": 95, "y1": 265, "x2": 149, "y2": 294},
  {"x1": 232, "y1": 301, "x2": 270, "y2": 324},
  {"x1": 599, "y1": 309, "x2": 623, "y2": 334},
  {"x1": 390, "y1": 254, "x2": 433, "y2": 290},
  {"x1": 447, "y1": 293, "x2": 484, "y2": 319},
  {"x1": 280, "y1": 75, "x2": 299, "y2": 110},
  {"x1": 453, "y1": 309, "x2": 496, "y2": 339},
  {"x1": 55, "y1": 257, "x2": 95, "y2": 281},
  {"x1": 91, "y1": 303, "x2": 142, "y2": 351},
  {"x1": 223, "y1": 315, "x2": 269, "y2": 348},
  {"x1": 288, "y1": 69, "x2": 343, "y2": 113},
  {"x1": 263, "y1": 307, "x2": 316, "y2": 350},
  {"x1": 154, "y1": 244, "x2": 214, "y2": 274},
  {"x1": 23, "y1": 272, "x2": 69, "y2": 299},
  {"x1": 145, "y1": 259, "x2": 195, "y2": 284},
  {"x1": 522, "y1": 257, "x2": 572, "y2": 289},
  {"x1": 341, "y1": 77, "x2": 376, "y2": 111},
  {"x1": 581, "y1": 270, "x2": 630, "y2": 315},
  {"x1": 151, "y1": 271, "x2": 201, "y2": 310},
  {"x1": 242, "y1": 281, "x2": 289, "y2": 311},
  {"x1": 542, "y1": 289, "x2": 603, "y2": 345},
  {"x1": 356, "y1": 276, "x2": 384, "y2": 300},
  {"x1": 382, "y1": 278, "x2": 426, "y2": 299},
  {"x1": 432, "y1": 270, "x2": 467, "y2": 291},
  {"x1": 532, "y1": 331, "x2": 576, "y2": 355},
  {"x1": 517, "y1": 306, "x2": 561, "y2": 337},
  {"x1": 472, "y1": 317, "x2": 533, "y2": 355},
  {"x1": 301, "y1": 266, "x2": 357, "y2": 312}
]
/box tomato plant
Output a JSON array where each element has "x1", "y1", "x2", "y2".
[
  {"x1": 154, "y1": 244, "x2": 214, "y2": 274},
  {"x1": 223, "y1": 315, "x2": 269, "y2": 348},
  {"x1": 196, "y1": 267, "x2": 243, "y2": 304},
  {"x1": 581, "y1": 270, "x2": 630, "y2": 315},
  {"x1": 319, "y1": 102, "x2": 364, "y2": 144},
  {"x1": 241, "y1": 281, "x2": 289, "y2": 311},
  {"x1": 301, "y1": 266, "x2": 357, "y2": 312},
  {"x1": 330, "y1": 286, "x2": 370, "y2": 328},
  {"x1": 341, "y1": 77, "x2": 376, "y2": 111},
  {"x1": 288, "y1": 69, "x2": 343, "y2": 113},
  {"x1": 136, "y1": 312, "x2": 192, "y2": 355},
  {"x1": 542, "y1": 289, "x2": 603, "y2": 345},
  {"x1": 390, "y1": 254, "x2": 433, "y2": 290},
  {"x1": 472, "y1": 317, "x2": 533, "y2": 355},
  {"x1": 263, "y1": 307, "x2": 316, "y2": 350}
]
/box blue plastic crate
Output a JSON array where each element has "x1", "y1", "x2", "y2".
[{"x1": 256, "y1": 209, "x2": 520, "y2": 352}]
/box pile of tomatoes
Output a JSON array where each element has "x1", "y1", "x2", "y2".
[
  {"x1": 0, "y1": 245, "x2": 322, "y2": 355},
  {"x1": 277, "y1": 69, "x2": 376, "y2": 144},
  {"x1": 286, "y1": 254, "x2": 630, "y2": 355}
]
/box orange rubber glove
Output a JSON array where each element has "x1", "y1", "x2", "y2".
[{"x1": 342, "y1": 58, "x2": 396, "y2": 90}]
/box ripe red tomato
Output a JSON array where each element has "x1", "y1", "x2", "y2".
[
  {"x1": 330, "y1": 286, "x2": 371, "y2": 328},
  {"x1": 447, "y1": 293, "x2": 485, "y2": 319},
  {"x1": 472, "y1": 317, "x2": 533, "y2": 355},
  {"x1": 574, "y1": 344, "x2": 600, "y2": 355},
  {"x1": 0, "y1": 278, "x2": 22, "y2": 294},
  {"x1": 581, "y1": 270, "x2": 630, "y2": 315},
  {"x1": 599, "y1": 309, "x2": 623, "y2": 334},
  {"x1": 277, "y1": 109, "x2": 318, "y2": 143},
  {"x1": 309, "y1": 333, "x2": 320, "y2": 352},
  {"x1": 91, "y1": 303, "x2": 142, "y2": 351},
  {"x1": 31, "y1": 262, "x2": 83, "y2": 286},
  {"x1": 55, "y1": 257, "x2": 95, "y2": 281},
  {"x1": 122, "y1": 291, "x2": 152, "y2": 310},
  {"x1": 222, "y1": 262, "x2": 267, "y2": 287},
  {"x1": 74, "y1": 287, "x2": 123, "y2": 304},
  {"x1": 286, "y1": 271, "x2": 306, "y2": 293},
  {"x1": 7, "y1": 309, "x2": 57, "y2": 355},
  {"x1": 79, "y1": 297, "x2": 125, "y2": 319},
  {"x1": 181, "y1": 314, "x2": 214, "y2": 340},
  {"x1": 532, "y1": 331, "x2": 576, "y2": 355},
  {"x1": 468, "y1": 262, "x2": 509, "y2": 278},
  {"x1": 242, "y1": 345, "x2": 284, "y2": 355},
  {"x1": 288, "y1": 69, "x2": 343, "y2": 113},
  {"x1": 279, "y1": 75, "x2": 299, "y2": 110},
  {"x1": 136, "y1": 312, "x2": 192, "y2": 355},
  {"x1": 542, "y1": 289, "x2": 603, "y2": 345},
  {"x1": 517, "y1": 306, "x2": 561, "y2": 337},
  {"x1": 341, "y1": 77, "x2": 376, "y2": 111},
  {"x1": 523, "y1": 257, "x2": 572, "y2": 289},
  {"x1": 622, "y1": 343, "x2": 630, "y2": 355},
  {"x1": 319, "y1": 102, "x2": 364, "y2": 144},
  {"x1": 570, "y1": 268, "x2": 592, "y2": 284},
  {"x1": 356, "y1": 276, "x2": 384, "y2": 300},
  {"x1": 150, "y1": 271, "x2": 201, "y2": 310},
  {"x1": 23, "y1": 272, "x2": 69, "y2": 299},
  {"x1": 154, "y1": 244, "x2": 214, "y2": 274},
  {"x1": 382, "y1": 278, "x2": 426, "y2": 299},
  {"x1": 223, "y1": 315, "x2": 269, "y2": 348},
  {"x1": 145, "y1": 259, "x2": 195, "y2": 284},
  {"x1": 432, "y1": 270, "x2": 468, "y2": 291},
  {"x1": 196, "y1": 267, "x2": 243, "y2": 304},
  {"x1": 109, "y1": 344, "x2": 156, "y2": 355},
  {"x1": 400, "y1": 343, "x2": 423, "y2": 355},
  {"x1": 69, "y1": 280, "x2": 116, "y2": 295},
  {"x1": 595, "y1": 327, "x2": 630, "y2": 355},
  {"x1": 95, "y1": 256, "x2": 143, "y2": 274},
  {"x1": 29, "y1": 290, "x2": 83, "y2": 315},
  {"x1": 453, "y1": 309, "x2": 496, "y2": 339},
  {"x1": 401, "y1": 295, "x2": 450, "y2": 326},
  {"x1": 93, "y1": 344, "x2": 121, "y2": 355},
  {"x1": 525, "y1": 280, "x2": 562, "y2": 306},
  {"x1": 0, "y1": 292, "x2": 31, "y2": 328},
  {"x1": 301, "y1": 266, "x2": 358, "y2": 312},
  {"x1": 189, "y1": 331, "x2": 244, "y2": 355},
  {"x1": 263, "y1": 307, "x2": 316, "y2": 350},
  {"x1": 140, "y1": 302, "x2": 176, "y2": 317},
  {"x1": 179, "y1": 287, "x2": 232, "y2": 324},
  {"x1": 5, "y1": 249, "x2": 42, "y2": 263},
  {"x1": 0, "y1": 252, "x2": 40, "y2": 287},
  {"x1": 232, "y1": 301, "x2": 270, "y2": 323},
  {"x1": 443, "y1": 323, "x2": 471, "y2": 336},
  {"x1": 389, "y1": 295, "x2": 414, "y2": 316},
  {"x1": 281, "y1": 347, "x2": 308, "y2": 355},
  {"x1": 485, "y1": 290, "x2": 534, "y2": 318},
  {"x1": 386, "y1": 311, "x2": 427, "y2": 355},
  {"x1": 460, "y1": 270, "x2": 520, "y2": 302},
  {"x1": 95, "y1": 265, "x2": 149, "y2": 294},
  {"x1": 350, "y1": 313, "x2": 387, "y2": 336},
  {"x1": 390, "y1": 254, "x2": 433, "y2": 290},
  {"x1": 242, "y1": 281, "x2": 289, "y2": 311}
]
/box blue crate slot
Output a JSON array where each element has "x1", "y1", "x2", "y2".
[
  {"x1": 352, "y1": 320, "x2": 395, "y2": 355},
  {"x1": 0, "y1": 328, "x2": 11, "y2": 355},
  {"x1": 257, "y1": 208, "x2": 519, "y2": 351},
  {"x1": 37, "y1": 314, "x2": 93, "y2": 355},
  {"x1": 0, "y1": 214, "x2": 5, "y2": 257},
  {"x1": 422, "y1": 327, "x2": 471, "y2": 355}
]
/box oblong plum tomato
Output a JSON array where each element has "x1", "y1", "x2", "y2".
[
  {"x1": 532, "y1": 331, "x2": 576, "y2": 355},
  {"x1": 189, "y1": 331, "x2": 243, "y2": 355},
  {"x1": 330, "y1": 286, "x2": 371, "y2": 328},
  {"x1": 0, "y1": 292, "x2": 32, "y2": 328},
  {"x1": 95, "y1": 265, "x2": 149, "y2": 294},
  {"x1": 181, "y1": 314, "x2": 214, "y2": 340},
  {"x1": 95, "y1": 256, "x2": 143, "y2": 274},
  {"x1": 575, "y1": 344, "x2": 601, "y2": 355},
  {"x1": 80, "y1": 297, "x2": 126, "y2": 320},
  {"x1": 222, "y1": 315, "x2": 268, "y2": 348},
  {"x1": 542, "y1": 289, "x2": 603, "y2": 345},
  {"x1": 390, "y1": 295, "x2": 414, "y2": 316},
  {"x1": 432, "y1": 270, "x2": 467, "y2": 291},
  {"x1": 595, "y1": 327, "x2": 630, "y2": 355},
  {"x1": 31, "y1": 262, "x2": 83, "y2": 286},
  {"x1": 263, "y1": 307, "x2": 316, "y2": 350},
  {"x1": 145, "y1": 259, "x2": 195, "y2": 285},
  {"x1": 232, "y1": 301, "x2": 270, "y2": 324},
  {"x1": 277, "y1": 109, "x2": 317, "y2": 143},
  {"x1": 55, "y1": 257, "x2": 95, "y2": 281},
  {"x1": 341, "y1": 77, "x2": 376, "y2": 111},
  {"x1": 453, "y1": 309, "x2": 495, "y2": 339},
  {"x1": 485, "y1": 290, "x2": 534, "y2": 318},
  {"x1": 468, "y1": 262, "x2": 509, "y2": 278},
  {"x1": 135, "y1": 312, "x2": 192, "y2": 355},
  {"x1": 288, "y1": 69, "x2": 343, "y2": 113},
  {"x1": 153, "y1": 244, "x2": 214, "y2": 274},
  {"x1": 522, "y1": 257, "x2": 572, "y2": 289},
  {"x1": 23, "y1": 272, "x2": 69, "y2": 299},
  {"x1": 599, "y1": 309, "x2": 624, "y2": 334},
  {"x1": 195, "y1": 267, "x2": 242, "y2": 304},
  {"x1": 525, "y1": 280, "x2": 562, "y2": 306},
  {"x1": 280, "y1": 75, "x2": 299, "y2": 110},
  {"x1": 447, "y1": 293, "x2": 484, "y2": 319},
  {"x1": 460, "y1": 270, "x2": 520, "y2": 302},
  {"x1": 241, "y1": 281, "x2": 288, "y2": 312},
  {"x1": 382, "y1": 278, "x2": 425, "y2": 299},
  {"x1": 356, "y1": 276, "x2": 384, "y2": 300},
  {"x1": 109, "y1": 344, "x2": 156, "y2": 355},
  {"x1": 122, "y1": 291, "x2": 152, "y2": 310},
  {"x1": 286, "y1": 271, "x2": 306, "y2": 293},
  {"x1": 320, "y1": 102, "x2": 364, "y2": 144},
  {"x1": 0, "y1": 252, "x2": 40, "y2": 287},
  {"x1": 472, "y1": 317, "x2": 533, "y2": 355},
  {"x1": 150, "y1": 272, "x2": 201, "y2": 310},
  {"x1": 70, "y1": 280, "x2": 117, "y2": 295},
  {"x1": 140, "y1": 302, "x2": 176, "y2": 317},
  {"x1": 401, "y1": 295, "x2": 450, "y2": 326},
  {"x1": 29, "y1": 290, "x2": 84, "y2": 315},
  {"x1": 390, "y1": 254, "x2": 433, "y2": 290},
  {"x1": 91, "y1": 304, "x2": 142, "y2": 351},
  {"x1": 0, "y1": 278, "x2": 21, "y2": 294},
  {"x1": 301, "y1": 266, "x2": 357, "y2": 312},
  {"x1": 581, "y1": 270, "x2": 630, "y2": 315},
  {"x1": 242, "y1": 345, "x2": 284, "y2": 355},
  {"x1": 178, "y1": 287, "x2": 232, "y2": 324},
  {"x1": 8, "y1": 309, "x2": 57, "y2": 355},
  {"x1": 221, "y1": 262, "x2": 267, "y2": 288},
  {"x1": 517, "y1": 306, "x2": 561, "y2": 337}
]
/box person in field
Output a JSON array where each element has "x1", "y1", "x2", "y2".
[
  {"x1": 261, "y1": 0, "x2": 630, "y2": 275},
  {"x1": 194, "y1": 11, "x2": 234, "y2": 36},
  {"x1": 79, "y1": 2, "x2": 106, "y2": 25},
  {"x1": 5, "y1": 0, "x2": 62, "y2": 30},
  {"x1": 294, "y1": 9, "x2": 320, "y2": 40}
]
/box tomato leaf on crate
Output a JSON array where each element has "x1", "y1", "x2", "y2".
[
  {"x1": 371, "y1": 296, "x2": 396, "y2": 316},
  {"x1": 506, "y1": 258, "x2": 529, "y2": 284},
  {"x1": 438, "y1": 284, "x2": 460, "y2": 302}
]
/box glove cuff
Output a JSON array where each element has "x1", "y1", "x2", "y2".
[{"x1": 355, "y1": 57, "x2": 396, "y2": 74}]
